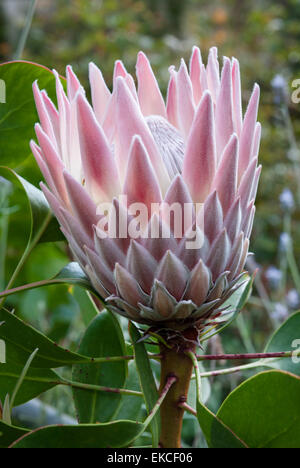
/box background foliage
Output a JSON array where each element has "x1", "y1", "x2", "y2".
[{"x1": 0, "y1": 0, "x2": 300, "y2": 448}]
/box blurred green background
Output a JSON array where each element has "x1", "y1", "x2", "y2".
[
  {"x1": 1, "y1": 0, "x2": 300, "y2": 446},
  {"x1": 2, "y1": 0, "x2": 300, "y2": 262}
]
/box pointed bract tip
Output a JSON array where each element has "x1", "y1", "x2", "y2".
[
  {"x1": 114, "y1": 60, "x2": 127, "y2": 77},
  {"x1": 75, "y1": 89, "x2": 87, "y2": 106},
  {"x1": 179, "y1": 58, "x2": 187, "y2": 70},
  {"x1": 130, "y1": 134, "x2": 144, "y2": 149},
  {"x1": 229, "y1": 132, "x2": 239, "y2": 144},
  {"x1": 209, "y1": 46, "x2": 218, "y2": 57},
  {"x1": 89, "y1": 62, "x2": 102, "y2": 76},
  {"x1": 115, "y1": 74, "x2": 127, "y2": 89},
  {"x1": 30, "y1": 139, "x2": 40, "y2": 151},
  {"x1": 198, "y1": 89, "x2": 213, "y2": 108},
  {"x1": 137, "y1": 50, "x2": 148, "y2": 64},
  {"x1": 32, "y1": 80, "x2": 40, "y2": 91}
]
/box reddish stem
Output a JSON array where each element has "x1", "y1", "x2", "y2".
[{"x1": 197, "y1": 351, "x2": 291, "y2": 361}]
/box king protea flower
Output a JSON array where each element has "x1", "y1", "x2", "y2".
[{"x1": 31, "y1": 47, "x2": 261, "y2": 335}]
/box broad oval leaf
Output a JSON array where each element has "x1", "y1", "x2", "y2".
[
  {"x1": 0, "y1": 420, "x2": 29, "y2": 448},
  {"x1": 217, "y1": 370, "x2": 300, "y2": 448},
  {"x1": 196, "y1": 396, "x2": 246, "y2": 448},
  {"x1": 264, "y1": 311, "x2": 300, "y2": 376}
]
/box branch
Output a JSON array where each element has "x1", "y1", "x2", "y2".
[
  {"x1": 144, "y1": 374, "x2": 177, "y2": 429},
  {"x1": 178, "y1": 401, "x2": 197, "y2": 417},
  {"x1": 191, "y1": 359, "x2": 270, "y2": 380},
  {"x1": 90, "y1": 353, "x2": 161, "y2": 364},
  {"x1": 196, "y1": 351, "x2": 293, "y2": 361},
  {"x1": 61, "y1": 378, "x2": 143, "y2": 397}
]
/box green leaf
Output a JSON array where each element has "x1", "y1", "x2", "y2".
[
  {"x1": 115, "y1": 361, "x2": 144, "y2": 422},
  {"x1": 196, "y1": 399, "x2": 247, "y2": 448},
  {"x1": 0, "y1": 167, "x2": 64, "y2": 303},
  {"x1": 188, "y1": 363, "x2": 211, "y2": 408},
  {"x1": 72, "y1": 311, "x2": 127, "y2": 423},
  {"x1": 217, "y1": 370, "x2": 300, "y2": 448},
  {"x1": 0, "y1": 61, "x2": 64, "y2": 168},
  {"x1": 10, "y1": 421, "x2": 144, "y2": 448},
  {"x1": 2, "y1": 394, "x2": 11, "y2": 425},
  {"x1": 0, "y1": 420, "x2": 29, "y2": 448},
  {"x1": 72, "y1": 286, "x2": 98, "y2": 327},
  {"x1": 9, "y1": 348, "x2": 39, "y2": 412},
  {"x1": 191, "y1": 351, "x2": 246, "y2": 448},
  {"x1": 129, "y1": 322, "x2": 160, "y2": 448},
  {"x1": 0, "y1": 363, "x2": 60, "y2": 406},
  {"x1": 265, "y1": 311, "x2": 300, "y2": 375},
  {"x1": 0, "y1": 307, "x2": 93, "y2": 368},
  {"x1": 1, "y1": 170, "x2": 63, "y2": 243}
]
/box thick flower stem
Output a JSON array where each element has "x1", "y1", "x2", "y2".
[{"x1": 159, "y1": 344, "x2": 195, "y2": 448}]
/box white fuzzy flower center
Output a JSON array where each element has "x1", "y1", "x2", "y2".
[{"x1": 146, "y1": 115, "x2": 185, "y2": 179}]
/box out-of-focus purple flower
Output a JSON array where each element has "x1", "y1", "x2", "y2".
[
  {"x1": 271, "y1": 74, "x2": 288, "y2": 105},
  {"x1": 279, "y1": 232, "x2": 291, "y2": 253},
  {"x1": 272, "y1": 302, "x2": 289, "y2": 322},
  {"x1": 265, "y1": 266, "x2": 282, "y2": 290},
  {"x1": 279, "y1": 188, "x2": 295, "y2": 212},
  {"x1": 286, "y1": 289, "x2": 300, "y2": 310}
]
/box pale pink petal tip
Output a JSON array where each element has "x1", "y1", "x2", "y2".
[
  {"x1": 66, "y1": 65, "x2": 83, "y2": 101},
  {"x1": 136, "y1": 51, "x2": 167, "y2": 118},
  {"x1": 177, "y1": 59, "x2": 195, "y2": 139},
  {"x1": 75, "y1": 92, "x2": 120, "y2": 202},
  {"x1": 183, "y1": 91, "x2": 216, "y2": 203},
  {"x1": 123, "y1": 135, "x2": 162, "y2": 212}
]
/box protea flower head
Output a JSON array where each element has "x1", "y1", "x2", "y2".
[{"x1": 31, "y1": 47, "x2": 261, "y2": 338}]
